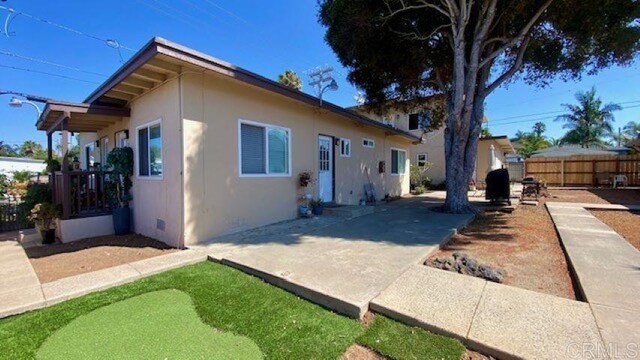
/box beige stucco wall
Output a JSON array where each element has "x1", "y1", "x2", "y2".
[
  {"x1": 181, "y1": 72, "x2": 411, "y2": 245},
  {"x1": 78, "y1": 79, "x2": 183, "y2": 248}
]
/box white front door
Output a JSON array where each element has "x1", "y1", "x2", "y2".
[{"x1": 318, "y1": 136, "x2": 333, "y2": 202}]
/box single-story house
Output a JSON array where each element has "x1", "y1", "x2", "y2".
[
  {"x1": 0, "y1": 156, "x2": 46, "y2": 179},
  {"x1": 35, "y1": 37, "x2": 419, "y2": 247},
  {"x1": 351, "y1": 106, "x2": 515, "y2": 186}
]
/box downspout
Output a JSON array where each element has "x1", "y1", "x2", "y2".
[{"x1": 178, "y1": 74, "x2": 185, "y2": 249}]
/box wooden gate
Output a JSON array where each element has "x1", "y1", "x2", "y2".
[{"x1": 525, "y1": 154, "x2": 640, "y2": 186}]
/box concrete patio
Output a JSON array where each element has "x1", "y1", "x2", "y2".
[{"x1": 197, "y1": 197, "x2": 474, "y2": 318}]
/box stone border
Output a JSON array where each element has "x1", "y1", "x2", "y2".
[{"x1": 0, "y1": 249, "x2": 208, "y2": 319}]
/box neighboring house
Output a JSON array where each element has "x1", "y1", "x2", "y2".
[
  {"x1": 352, "y1": 106, "x2": 515, "y2": 186},
  {"x1": 34, "y1": 37, "x2": 418, "y2": 247},
  {"x1": 530, "y1": 145, "x2": 619, "y2": 158},
  {"x1": 0, "y1": 156, "x2": 46, "y2": 179}
]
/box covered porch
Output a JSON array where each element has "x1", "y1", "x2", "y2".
[{"x1": 36, "y1": 101, "x2": 130, "y2": 221}]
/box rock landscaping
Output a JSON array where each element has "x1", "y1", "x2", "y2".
[{"x1": 429, "y1": 252, "x2": 505, "y2": 283}]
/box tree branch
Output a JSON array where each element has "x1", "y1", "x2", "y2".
[
  {"x1": 484, "y1": 36, "x2": 531, "y2": 94},
  {"x1": 479, "y1": 0, "x2": 553, "y2": 68}
]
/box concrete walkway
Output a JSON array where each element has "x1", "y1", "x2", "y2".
[
  {"x1": 0, "y1": 230, "x2": 207, "y2": 319},
  {"x1": 197, "y1": 197, "x2": 474, "y2": 318},
  {"x1": 372, "y1": 265, "x2": 606, "y2": 360},
  {"x1": 546, "y1": 202, "x2": 640, "y2": 354},
  {"x1": 0, "y1": 232, "x2": 45, "y2": 318}
]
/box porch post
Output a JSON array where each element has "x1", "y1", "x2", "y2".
[
  {"x1": 60, "y1": 117, "x2": 71, "y2": 219},
  {"x1": 47, "y1": 131, "x2": 55, "y2": 206}
]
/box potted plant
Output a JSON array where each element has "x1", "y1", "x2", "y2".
[
  {"x1": 299, "y1": 171, "x2": 315, "y2": 187},
  {"x1": 309, "y1": 198, "x2": 324, "y2": 215},
  {"x1": 105, "y1": 147, "x2": 134, "y2": 235},
  {"x1": 298, "y1": 193, "x2": 313, "y2": 217},
  {"x1": 28, "y1": 203, "x2": 59, "y2": 244}
]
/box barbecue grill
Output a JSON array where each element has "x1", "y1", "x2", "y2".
[{"x1": 485, "y1": 168, "x2": 511, "y2": 205}]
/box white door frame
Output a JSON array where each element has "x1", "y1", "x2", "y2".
[{"x1": 318, "y1": 135, "x2": 334, "y2": 202}]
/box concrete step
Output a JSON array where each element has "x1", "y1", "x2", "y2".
[{"x1": 371, "y1": 265, "x2": 606, "y2": 360}]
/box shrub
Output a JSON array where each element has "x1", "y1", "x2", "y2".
[
  {"x1": 106, "y1": 147, "x2": 134, "y2": 208},
  {"x1": 17, "y1": 183, "x2": 52, "y2": 227},
  {"x1": 12, "y1": 170, "x2": 31, "y2": 183},
  {"x1": 28, "y1": 203, "x2": 59, "y2": 230},
  {"x1": 413, "y1": 186, "x2": 426, "y2": 195},
  {"x1": 410, "y1": 165, "x2": 431, "y2": 189}
]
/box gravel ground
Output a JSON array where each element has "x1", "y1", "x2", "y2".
[
  {"x1": 547, "y1": 188, "x2": 640, "y2": 204},
  {"x1": 590, "y1": 210, "x2": 640, "y2": 250},
  {"x1": 428, "y1": 204, "x2": 576, "y2": 300},
  {"x1": 26, "y1": 234, "x2": 178, "y2": 283}
]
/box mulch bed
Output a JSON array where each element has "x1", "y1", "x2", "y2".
[
  {"x1": 590, "y1": 210, "x2": 640, "y2": 251},
  {"x1": 26, "y1": 234, "x2": 178, "y2": 283},
  {"x1": 547, "y1": 188, "x2": 640, "y2": 204},
  {"x1": 427, "y1": 203, "x2": 577, "y2": 300}
]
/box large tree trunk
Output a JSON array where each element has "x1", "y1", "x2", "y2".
[{"x1": 443, "y1": 98, "x2": 484, "y2": 214}]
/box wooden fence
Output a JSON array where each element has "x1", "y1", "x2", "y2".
[{"x1": 524, "y1": 154, "x2": 640, "y2": 187}]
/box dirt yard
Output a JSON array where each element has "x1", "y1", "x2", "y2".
[
  {"x1": 427, "y1": 204, "x2": 576, "y2": 300},
  {"x1": 590, "y1": 210, "x2": 640, "y2": 250},
  {"x1": 547, "y1": 188, "x2": 640, "y2": 204},
  {"x1": 26, "y1": 234, "x2": 178, "y2": 283}
]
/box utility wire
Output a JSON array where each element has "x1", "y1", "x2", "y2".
[
  {"x1": 0, "y1": 50, "x2": 109, "y2": 77},
  {"x1": 490, "y1": 100, "x2": 640, "y2": 123},
  {"x1": 489, "y1": 104, "x2": 640, "y2": 128},
  {"x1": 0, "y1": 5, "x2": 135, "y2": 60},
  {"x1": 0, "y1": 64, "x2": 99, "y2": 84}
]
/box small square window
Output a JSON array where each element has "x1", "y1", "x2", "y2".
[
  {"x1": 340, "y1": 138, "x2": 351, "y2": 157},
  {"x1": 362, "y1": 138, "x2": 375, "y2": 148},
  {"x1": 417, "y1": 153, "x2": 429, "y2": 168}
]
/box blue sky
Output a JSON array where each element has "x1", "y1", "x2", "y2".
[{"x1": 1, "y1": 0, "x2": 639, "y2": 148}]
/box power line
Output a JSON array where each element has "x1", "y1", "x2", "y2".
[
  {"x1": 0, "y1": 5, "x2": 134, "y2": 60},
  {"x1": 489, "y1": 104, "x2": 640, "y2": 128},
  {"x1": 0, "y1": 64, "x2": 99, "y2": 84},
  {"x1": 490, "y1": 100, "x2": 640, "y2": 123},
  {"x1": 0, "y1": 50, "x2": 109, "y2": 77}
]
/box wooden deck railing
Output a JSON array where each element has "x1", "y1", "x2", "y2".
[{"x1": 52, "y1": 170, "x2": 112, "y2": 219}]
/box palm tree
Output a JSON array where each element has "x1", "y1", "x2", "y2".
[
  {"x1": 0, "y1": 141, "x2": 18, "y2": 157},
  {"x1": 532, "y1": 122, "x2": 546, "y2": 138},
  {"x1": 555, "y1": 87, "x2": 621, "y2": 148},
  {"x1": 277, "y1": 70, "x2": 303, "y2": 91},
  {"x1": 623, "y1": 121, "x2": 640, "y2": 140},
  {"x1": 548, "y1": 137, "x2": 563, "y2": 146}
]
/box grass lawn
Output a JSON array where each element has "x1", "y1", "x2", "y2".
[
  {"x1": 358, "y1": 316, "x2": 466, "y2": 360},
  {"x1": 0, "y1": 261, "x2": 466, "y2": 360}
]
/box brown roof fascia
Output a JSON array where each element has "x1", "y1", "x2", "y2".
[{"x1": 83, "y1": 37, "x2": 420, "y2": 142}]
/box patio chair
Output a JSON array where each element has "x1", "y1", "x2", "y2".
[{"x1": 613, "y1": 174, "x2": 629, "y2": 188}]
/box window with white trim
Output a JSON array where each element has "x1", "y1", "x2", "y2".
[
  {"x1": 391, "y1": 148, "x2": 406, "y2": 175},
  {"x1": 239, "y1": 120, "x2": 291, "y2": 176},
  {"x1": 137, "y1": 120, "x2": 163, "y2": 178},
  {"x1": 417, "y1": 153, "x2": 428, "y2": 168},
  {"x1": 339, "y1": 138, "x2": 351, "y2": 157},
  {"x1": 362, "y1": 138, "x2": 375, "y2": 148}
]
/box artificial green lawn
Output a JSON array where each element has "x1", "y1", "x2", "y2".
[
  {"x1": 0, "y1": 261, "x2": 466, "y2": 360},
  {"x1": 357, "y1": 316, "x2": 466, "y2": 360},
  {"x1": 37, "y1": 290, "x2": 262, "y2": 360}
]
